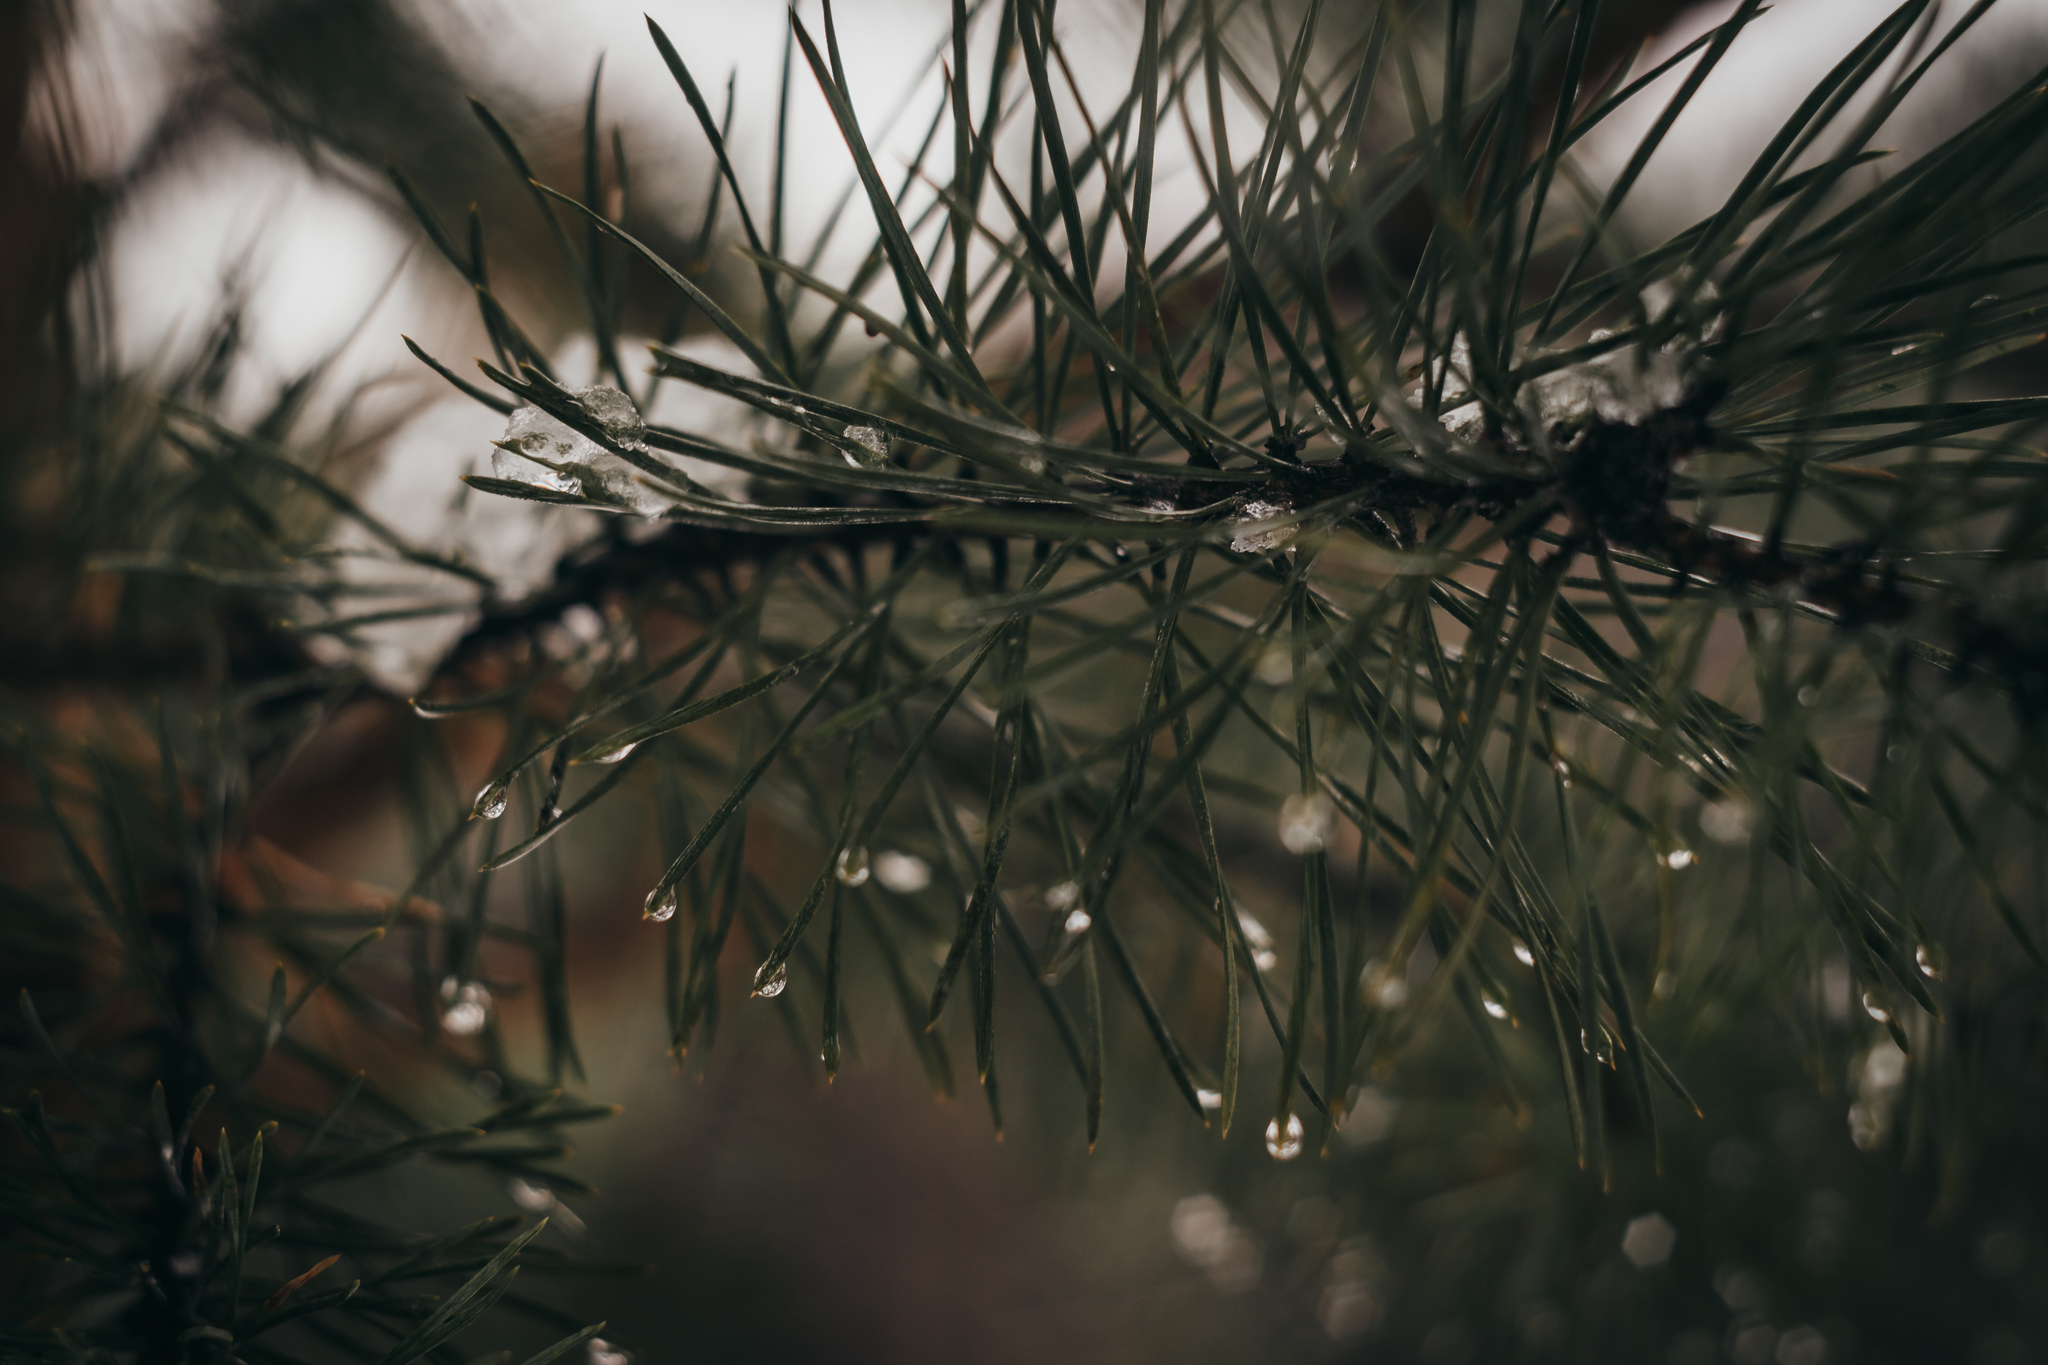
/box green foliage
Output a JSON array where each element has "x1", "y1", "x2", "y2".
[{"x1": 12, "y1": 0, "x2": 2048, "y2": 1359}]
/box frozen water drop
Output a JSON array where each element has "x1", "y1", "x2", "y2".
[
  {"x1": 1265, "y1": 1113, "x2": 1305, "y2": 1161},
  {"x1": 874, "y1": 850, "x2": 931, "y2": 893},
  {"x1": 755, "y1": 963, "x2": 789, "y2": 999},
  {"x1": 1661, "y1": 847, "x2": 1695, "y2": 870},
  {"x1": 1915, "y1": 945, "x2": 1940, "y2": 980},
  {"x1": 1278, "y1": 792, "x2": 1336, "y2": 855},
  {"x1": 1063, "y1": 908, "x2": 1093, "y2": 935},
  {"x1": 1862, "y1": 991, "x2": 1890, "y2": 1023},
  {"x1": 473, "y1": 780, "x2": 510, "y2": 820},
  {"x1": 1197, "y1": 1088, "x2": 1223, "y2": 1112},
  {"x1": 586, "y1": 1339, "x2": 630, "y2": 1365},
  {"x1": 835, "y1": 845, "x2": 871, "y2": 887},
  {"x1": 589, "y1": 739, "x2": 639, "y2": 764},
  {"x1": 644, "y1": 886, "x2": 678, "y2": 923},
  {"x1": 1482, "y1": 994, "x2": 1509, "y2": 1021},
  {"x1": 1045, "y1": 880, "x2": 1081, "y2": 912},
  {"x1": 1229, "y1": 498, "x2": 1296, "y2": 554},
  {"x1": 578, "y1": 385, "x2": 646, "y2": 444},
  {"x1": 1513, "y1": 942, "x2": 1536, "y2": 967},
  {"x1": 841, "y1": 425, "x2": 889, "y2": 468}
]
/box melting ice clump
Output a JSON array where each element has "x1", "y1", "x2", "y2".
[
  {"x1": 494, "y1": 385, "x2": 677, "y2": 516},
  {"x1": 1420, "y1": 292, "x2": 1707, "y2": 442}
]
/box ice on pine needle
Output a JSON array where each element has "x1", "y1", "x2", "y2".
[
  {"x1": 1419, "y1": 314, "x2": 1697, "y2": 444},
  {"x1": 494, "y1": 385, "x2": 675, "y2": 516}
]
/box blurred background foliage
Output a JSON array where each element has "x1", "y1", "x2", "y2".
[{"x1": 5, "y1": 3, "x2": 2048, "y2": 1365}]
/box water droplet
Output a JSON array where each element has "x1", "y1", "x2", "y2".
[
  {"x1": 1661, "y1": 847, "x2": 1695, "y2": 870},
  {"x1": 644, "y1": 886, "x2": 678, "y2": 923},
  {"x1": 1265, "y1": 1113, "x2": 1304, "y2": 1160},
  {"x1": 441, "y1": 982, "x2": 491, "y2": 1036},
  {"x1": 874, "y1": 850, "x2": 931, "y2": 893},
  {"x1": 1197, "y1": 1088, "x2": 1223, "y2": 1112},
  {"x1": 1238, "y1": 913, "x2": 1273, "y2": 951},
  {"x1": 473, "y1": 780, "x2": 510, "y2": 820},
  {"x1": 1045, "y1": 880, "x2": 1081, "y2": 912},
  {"x1": 1862, "y1": 991, "x2": 1889, "y2": 1023},
  {"x1": 754, "y1": 963, "x2": 788, "y2": 999},
  {"x1": 589, "y1": 739, "x2": 639, "y2": 764},
  {"x1": 1255, "y1": 648, "x2": 1293, "y2": 686},
  {"x1": 1482, "y1": 994, "x2": 1509, "y2": 1021},
  {"x1": 1513, "y1": 942, "x2": 1536, "y2": 968},
  {"x1": 586, "y1": 1339, "x2": 631, "y2": 1365},
  {"x1": 1700, "y1": 799, "x2": 1753, "y2": 845},
  {"x1": 1551, "y1": 756, "x2": 1572, "y2": 787},
  {"x1": 1254, "y1": 949, "x2": 1279, "y2": 974},
  {"x1": 1064, "y1": 908, "x2": 1093, "y2": 935},
  {"x1": 835, "y1": 845, "x2": 871, "y2": 887},
  {"x1": 1797, "y1": 685, "x2": 1820, "y2": 707},
  {"x1": 1278, "y1": 792, "x2": 1336, "y2": 854},
  {"x1": 1915, "y1": 945, "x2": 1940, "y2": 980}
]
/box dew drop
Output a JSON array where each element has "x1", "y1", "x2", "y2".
[
  {"x1": 1862, "y1": 991, "x2": 1890, "y2": 1023},
  {"x1": 441, "y1": 982, "x2": 491, "y2": 1036},
  {"x1": 1915, "y1": 945, "x2": 1940, "y2": 980},
  {"x1": 586, "y1": 1339, "x2": 630, "y2": 1365},
  {"x1": 835, "y1": 845, "x2": 871, "y2": 887},
  {"x1": 1513, "y1": 942, "x2": 1536, "y2": 967},
  {"x1": 1197, "y1": 1088, "x2": 1223, "y2": 1112},
  {"x1": 1238, "y1": 913, "x2": 1273, "y2": 951},
  {"x1": 1278, "y1": 792, "x2": 1336, "y2": 854},
  {"x1": 1482, "y1": 994, "x2": 1509, "y2": 1021},
  {"x1": 874, "y1": 850, "x2": 931, "y2": 893},
  {"x1": 590, "y1": 740, "x2": 639, "y2": 764},
  {"x1": 755, "y1": 963, "x2": 789, "y2": 999},
  {"x1": 1551, "y1": 756, "x2": 1572, "y2": 787},
  {"x1": 1045, "y1": 880, "x2": 1082, "y2": 912},
  {"x1": 473, "y1": 780, "x2": 510, "y2": 820},
  {"x1": 1265, "y1": 1113, "x2": 1305, "y2": 1161},
  {"x1": 1254, "y1": 949, "x2": 1279, "y2": 974},
  {"x1": 1661, "y1": 847, "x2": 1695, "y2": 870},
  {"x1": 644, "y1": 886, "x2": 678, "y2": 923},
  {"x1": 1064, "y1": 908, "x2": 1093, "y2": 935}
]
